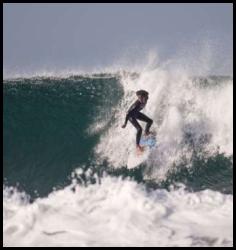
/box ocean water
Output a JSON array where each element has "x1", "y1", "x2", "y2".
[{"x1": 3, "y1": 69, "x2": 233, "y2": 247}]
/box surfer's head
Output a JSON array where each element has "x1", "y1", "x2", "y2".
[{"x1": 136, "y1": 90, "x2": 149, "y2": 103}]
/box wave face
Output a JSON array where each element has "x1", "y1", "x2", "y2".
[
  {"x1": 3, "y1": 75, "x2": 123, "y2": 197},
  {"x1": 3, "y1": 71, "x2": 233, "y2": 247}
]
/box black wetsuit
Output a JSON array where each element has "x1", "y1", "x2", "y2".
[{"x1": 124, "y1": 100, "x2": 153, "y2": 146}]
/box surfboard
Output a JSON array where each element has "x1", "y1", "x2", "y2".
[
  {"x1": 127, "y1": 135, "x2": 157, "y2": 169},
  {"x1": 139, "y1": 136, "x2": 156, "y2": 148}
]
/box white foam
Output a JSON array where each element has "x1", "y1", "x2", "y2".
[
  {"x1": 3, "y1": 176, "x2": 233, "y2": 247},
  {"x1": 95, "y1": 52, "x2": 233, "y2": 181}
]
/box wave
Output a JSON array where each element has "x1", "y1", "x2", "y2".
[
  {"x1": 3, "y1": 68, "x2": 233, "y2": 247},
  {"x1": 3, "y1": 72, "x2": 233, "y2": 195}
]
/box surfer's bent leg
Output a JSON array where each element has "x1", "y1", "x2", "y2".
[
  {"x1": 136, "y1": 112, "x2": 153, "y2": 134},
  {"x1": 129, "y1": 116, "x2": 142, "y2": 145}
]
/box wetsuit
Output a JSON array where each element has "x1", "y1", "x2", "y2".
[{"x1": 124, "y1": 100, "x2": 153, "y2": 146}]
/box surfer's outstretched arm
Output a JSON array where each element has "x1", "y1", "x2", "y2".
[{"x1": 122, "y1": 113, "x2": 129, "y2": 128}]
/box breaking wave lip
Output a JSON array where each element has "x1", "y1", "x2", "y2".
[
  {"x1": 3, "y1": 175, "x2": 233, "y2": 247},
  {"x1": 3, "y1": 62, "x2": 144, "y2": 80}
]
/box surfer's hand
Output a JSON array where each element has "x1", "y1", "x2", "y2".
[{"x1": 121, "y1": 124, "x2": 126, "y2": 128}]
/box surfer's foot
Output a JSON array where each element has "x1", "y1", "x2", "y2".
[
  {"x1": 136, "y1": 145, "x2": 144, "y2": 154},
  {"x1": 144, "y1": 131, "x2": 153, "y2": 136}
]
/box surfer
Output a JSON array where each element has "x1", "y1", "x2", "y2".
[{"x1": 121, "y1": 90, "x2": 153, "y2": 153}]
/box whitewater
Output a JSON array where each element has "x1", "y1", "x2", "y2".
[{"x1": 3, "y1": 176, "x2": 233, "y2": 247}]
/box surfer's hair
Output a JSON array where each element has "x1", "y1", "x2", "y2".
[{"x1": 136, "y1": 90, "x2": 149, "y2": 97}]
